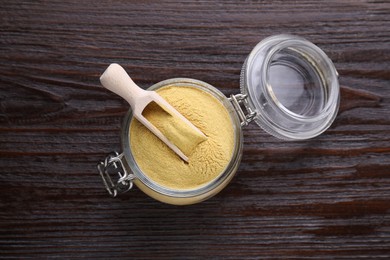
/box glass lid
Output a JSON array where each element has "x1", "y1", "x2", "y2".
[{"x1": 240, "y1": 34, "x2": 340, "y2": 140}]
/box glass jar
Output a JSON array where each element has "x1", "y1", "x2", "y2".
[
  {"x1": 240, "y1": 34, "x2": 340, "y2": 140},
  {"x1": 97, "y1": 34, "x2": 340, "y2": 205}
]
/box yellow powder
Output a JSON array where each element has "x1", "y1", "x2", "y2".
[
  {"x1": 142, "y1": 101, "x2": 207, "y2": 157},
  {"x1": 130, "y1": 85, "x2": 234, "y2": 190}
]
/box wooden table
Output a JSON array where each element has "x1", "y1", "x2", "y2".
[{"x1": 1, "y1": 1, "x2": 389, "y2": 258}]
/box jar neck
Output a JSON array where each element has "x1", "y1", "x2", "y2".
[
  {"x1": 259, "y1": 37, "x2": 339, "y2": 123},
  {"x1": 243, "y1": 34, "x2": 340, "y2": 140}
]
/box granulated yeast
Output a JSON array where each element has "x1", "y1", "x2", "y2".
[
  {"x1": 141, "y1": 100, "x2": 207, "y2": 158},
  {"x1": 130, "y1": 85, "x2": 234, "y2": 190}
]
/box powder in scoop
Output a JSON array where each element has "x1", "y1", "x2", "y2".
[
  {"x1": 130, "y1": 85, "x2": 235, "y2": 190},
  {"x1": 142, "y1": 101, "x2": 207, "y2": 157}
]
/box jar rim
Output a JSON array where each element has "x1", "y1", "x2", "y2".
[
  {"x1": 242, "y1": 34, "x2": 340, "y2": 140},
  {"x1": 260, "y1": 37, "x2": 339, "y2": 122}
]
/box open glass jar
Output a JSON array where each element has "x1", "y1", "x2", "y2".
[{"x1": 97, "y1": 34, "x2": 340, "y2": 205}]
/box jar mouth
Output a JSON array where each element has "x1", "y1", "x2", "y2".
[
  {"x1": 121, "y1": 78, "x2": 243, "y2": 198},
  {"x1": 243, "y1": 34, "x2": 340, "y2": 140},
  {"x1": 261, "y1": 38, "x2": 339, "y2": 123}
]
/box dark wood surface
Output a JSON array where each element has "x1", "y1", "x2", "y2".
[{"x1": 1, "y1": 1, "x2": 389, "y2": 259}]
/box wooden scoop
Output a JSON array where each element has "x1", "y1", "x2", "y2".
[{"x1": 100, "y1": 63, "x2": 206, "y2": 162}]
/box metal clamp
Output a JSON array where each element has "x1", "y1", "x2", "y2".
[
  {"x1": 97, "y1": 152, "x2": 135, "y2": 197},
  {"x1": 229, "y1": 94, "x2": 256, "y2": 126}
]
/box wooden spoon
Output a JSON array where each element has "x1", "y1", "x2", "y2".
[{"x1": 100, "y1": 63, "x2": 206, "y2": 162}]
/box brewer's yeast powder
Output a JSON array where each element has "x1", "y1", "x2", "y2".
[
  {"x1": 130, "y1": 85, "x2": 234, "y2": 190},
  {"x1": 140, "y1": 98, "x2": 207, "y2": 158}
]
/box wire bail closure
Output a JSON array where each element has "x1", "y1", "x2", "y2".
[
  {"x1": 229, "y1": 94, "x2": 256, "y2": 126},
  {"x1": 97, "y1": 152, "x2": 135, "y2": 197}
]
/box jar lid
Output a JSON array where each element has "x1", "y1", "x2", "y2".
[{"x1": 240, "y1": 34, "x2": 340, "y2": 140}]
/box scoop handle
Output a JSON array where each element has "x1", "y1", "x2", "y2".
[{"x1": 99, "y1": 63, "x2": 145, "y2": 108}]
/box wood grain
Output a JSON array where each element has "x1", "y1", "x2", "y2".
[{"x1": 0, "y1": 0, "x2": 389, "y2": 258}]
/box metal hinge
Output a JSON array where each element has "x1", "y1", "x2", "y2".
[
  {"x1": 229, "y1": 94, "x2": 256, "y2": 126},
  {"x1": 97, "y1": 152, "x2": 135, "y2": 197}
]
